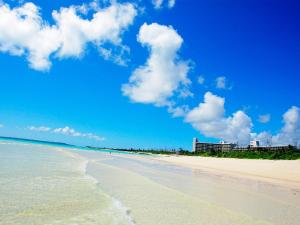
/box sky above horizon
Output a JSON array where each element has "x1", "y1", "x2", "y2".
[{"x1": 0, "y1": 0, "x2": 299, "y2": 149}]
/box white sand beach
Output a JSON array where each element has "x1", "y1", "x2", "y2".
[{"x1": 155, "y1": 155, "x2": 300, "y2": 189}]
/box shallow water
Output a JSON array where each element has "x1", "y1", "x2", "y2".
[
  {"x1": 77, "y1": 150, "x2": 300, "y2": 225},
  {"x1": 1, "y1": 140, "x2": 299, "y2": 225},
  {"x1": 0, "y1": 141, "x2": 134, "y2": 225}
]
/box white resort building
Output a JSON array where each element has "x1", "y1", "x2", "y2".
[
  {"x1": 192, "y1": 138, "x2": 236, "y2": 153},
  {"x1": 192, "y1": 138, "x2": 292, "y2": 153}
]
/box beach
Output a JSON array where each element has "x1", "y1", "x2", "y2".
[
  {"x1": 155, "y1": 155, "x2": 300, "y2": 189},
  {"x1": 1, "y1": 139, "x2": 300, "y2": 225}
]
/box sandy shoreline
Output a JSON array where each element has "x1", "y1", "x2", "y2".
[
  {"x1": 2, "y1": 141, "x2": 300, "y2": 225},
  {"x1": 155, "y1": 155, "x2": 300, "y2": 190}
]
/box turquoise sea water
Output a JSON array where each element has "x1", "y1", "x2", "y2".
[
  {"x1": 0, "y1": 138, "x2": 299, "y2": 225},
  {"x1": 0, "y1": 140, "x2": 135, "y2": 225}
]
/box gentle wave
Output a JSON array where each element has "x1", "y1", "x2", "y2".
[
  {"x1": 49, "y1": 146, "x2": 137, "y2": 225},
  {"x1": 0, "y1": 141, "x2": 136, "y2": 225}
]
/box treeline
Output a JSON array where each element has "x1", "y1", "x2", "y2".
[
  {"x1": 190, "y1": 146, "x2": 300, "y2": 160},
  {"x1": 122, "y1": 146, "x2": 300, "y2": 160},
  {"x1": 86, "y1": 146, "x2": 300, "y2": 160},
  {"x1": 86, "y1": 146, "x2": 185, "y2": 155},
  {"x1": 195, "y1": 151, "x2": 300, "y2": 160},
  {"x1": 117, "y1": 148, "x2": 178, "y2": 155}
]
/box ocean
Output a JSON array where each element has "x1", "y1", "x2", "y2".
[{"x1": 0, "y1": 140, "x2": 135, "y2": 225}]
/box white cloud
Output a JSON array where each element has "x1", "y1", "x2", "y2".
[
  {"x1": 178, "y1": 88, "x2": 193, "y2": 98},
  {"x1": 168, "y1": 0, "x2": 176, "y2": 8},
  {"x1": 198, "y1": 75, "x2": 205, "y2": 85},
  {"x1": 28, "y1": 126, "x2": 51, "y2": 132},
  {"x1": 53, "y1": 126, "x2": 81, "y2": 136},
  {"x1": 53, "y1": 126, "x2": 105, "y2": 141},
  {"x1": 152, "y1": 0, "x2": 175, "y2": 9},
  {"x1": 53, "y1": 3, "x2": 136, "y2": 58},
  {"x1": 152, "y1": 0, "x2": 163, "y2": 9},
  {"x1": 272, "y1": 106, "x2": 300, "y2": 146},
  {"x1": 122, "y1": 23, "x2": 190, "y2": 107},
  {"x1": 28, "y1": 125, "x2": 105, "y2": 141},
  {"x1": 98, "y1": 45, "x2": 130, "y2": 66},
  {"x1": 185, "y1": 92, "x2": 252, "y2": 145},
  {"x1": 258, "y1": 114, "x2": 271, "y2": 123},
  {"x1": 216, "y1": 76, "x2": 227, "y2": 89},
  {"x1": 167, "y1": 104, "x2": 189, "y2": 118},
  {"x1": 251, "y1": 131, "x2": 272, "y2": 147},
  {"x1": 0, "y1": 2, "x2": 60, "y2": 70},
  {"x1": 253, "y1": 106, "x2": 300, "y2": 147},
  {"x1": 0, "y1": 1, "x2": 136, "y2": 71}
]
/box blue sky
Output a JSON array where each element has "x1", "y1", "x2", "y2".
[{"x1": 0, "y1": 0, "x2": 299, "y2": 149}]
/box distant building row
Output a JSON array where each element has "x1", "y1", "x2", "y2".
[{"x1": 192, "y1": 138, "x2": 290, "y2": 152}]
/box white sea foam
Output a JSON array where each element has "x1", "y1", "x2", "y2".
[
  {"x1": 51, "y1": 146, "x2": 137, "y2": 225},
  {"x1": 52, "y1": 147, "x2": 100, "y2": 185},
  {"x1": 0, "y1": 140, "x2": 30, "y2": 146},
  {"x1": 110, "y1": 197, "x2": 136, "y2": 225},
  {"x1": 0, "y1": 142, "x2": 138, "y2": 225}
]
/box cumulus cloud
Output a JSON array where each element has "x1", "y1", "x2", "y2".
[
  {"x1": 122, "y1": 23, "x2": 190, "y2": 107},
  {"x1": 185, "y1": 92, "x2": 253, "y2": 145},
  {"x1": 178, "y1": 88, "x2": 193, "y2": 98},
  {"x1": 0, "y1": 2, "x2": 60, "y2": 70},
  {"x1": 28, "y1": 126, "x2": 51, "y2": 132},
  {"x1": 215, "y1": 76, "x2": 227, "y2": 89},
  {"x1": 258, "y1": 114, "x2": 271, "y2": 123},
  {"x1": 167, "y1": 104, "x2": 190, "y2": 118},
  {"x1": 98, "y1": 45, "x2": 130, "y2": 66},
  {"x1": 272, "y1": 106, "x2": 300, "y2": 146},
  {"x1": 53, "y1": 126, "x2": 105, "y2": 141},
  {"x1": 168, "y1": 0, "x2": 176, "y2": 8},
  {"x1": 152, "y1": 0, "x2": 176, "y2": 9},
  {"x1": 252, "y1": 106, "x2": 300, "y2": 147},
  {"x1": 0, "y1": 1, "x2": 136, "y2": 70},
  {"x1": 198, "y1": 75, "x2": 205, "y2": 85},
  {"x1": 53, "y1": 126, "x2": 81, "y2": 136},
  {"x1": 53, "y1": 3, "x2": 136, "y2": 58},
  {"x1": 28, "y1": 125, "x2": 104, "y2": 141},
  {"x1": 251, "y1": 131, "x2": 272, "y2": 147}
]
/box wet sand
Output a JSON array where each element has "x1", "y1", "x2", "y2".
[{"x1": 76, "y1": 150, "x2": 300, "y2": 225}]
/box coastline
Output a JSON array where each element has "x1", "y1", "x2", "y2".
[
  {"x1": 2, "y1": 140, "x2": 300, "y2": 225},
  {"x1": 154, "y1": 155, "x2": 300, "y2": 190},
  {"x1": 79, "y1": 149, "x2": 300, "y2": 225},
  {"x1": 0, "y1": 141, "x2": 136, "y2": 225}
]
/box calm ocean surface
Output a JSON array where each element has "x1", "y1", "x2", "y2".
[
  {"x1": 0, "y1": 139, "x2": 299, "y2": 225},
  {"x1": 0, "y1": 140, "x2": 135, "y2": 225}
]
